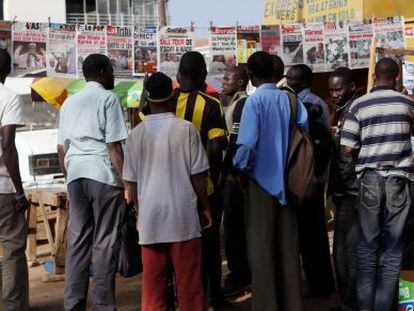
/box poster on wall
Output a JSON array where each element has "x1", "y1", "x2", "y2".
[
  {"x1": 133, "y1": 26, "x2": 157, "y2": 76},
  {"x1": 348, "y1": 20, "x2": 373, "y2": 69},
  {"x1": 47, "y1": 23, "x2": 76, "y2": 77},
  {"x1": 236, "y1": 25, "x2": 261, "y2": 64},
  {"x1": 12, "y1": 22, "x2": 48, "y2": 77},
  {"x1": 158, "y1": 26, "x2": 193, "y2": 78},
  {"x1": 374, "y1": 16, "x2": 405, "y2": 49},
  {"x1": 107, "y1": 25, "x2": 133, "y2": 78},
  {"x1": 403, "y1": 61, "x2": 414, "y2": 95},
  {"x1": 210, "y1": 26, "x2": 237, "y2": 74},
  {"x1": 281, "y1": 23, "x2": 304, "y2": 66},
  {"x1": 76, "y1": 24, "x2": 107, "y2": 77},
  {"x1": 0, "y1": 21, "x2": 12, "y2": 53},
  {"x1": 303, "y1": 23, "x2": 325, "y2": 72},
  {"x1": 324, "y1": 21, "x2": 349, "y2": 71},
  {"x1": 261, "y1": 25, "x2": 283, "y2": 57}
]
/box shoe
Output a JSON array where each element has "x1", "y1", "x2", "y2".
[{"x1": 222, "y1": 277, "x2": 251, "y2": 297}]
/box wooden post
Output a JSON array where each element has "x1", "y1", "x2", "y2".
[
  {"x1": 54, "y1": 201, "x2": 68, "y2": 269},
  {"x1": 367, "y1": 37, "x2": 377, "y2": 94},
  {"x1": 26, "y1": 202, "x2": 38, "y2": 266},
  {"x1": 158, "y1": 0, "x2": 167, "y2": 27}
]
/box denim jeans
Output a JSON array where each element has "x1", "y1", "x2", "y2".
[
  {"x1": 357, "y1": 171, "x2": 411, "y2": 311},
  {"x1": 333, "y1": 193, "x2": 358, "y2": 311}
]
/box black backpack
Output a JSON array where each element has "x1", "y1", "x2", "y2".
[{"x1": 302, "y1": 102, "x2": 333, "y2": 177}]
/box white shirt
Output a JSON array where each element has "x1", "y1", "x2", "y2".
[
  {"x1": 123, "y1": 113, "x2": 209, "y2": 245},
  {"x1": 0, "y1": 83, "x2": 25, "y2": 193}
]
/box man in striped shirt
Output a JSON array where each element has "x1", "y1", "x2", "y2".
[{"x1": 341, "y1": 58, "x2": 414, "y2": 311}]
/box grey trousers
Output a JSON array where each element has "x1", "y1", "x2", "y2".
[
  {"x1": 64, "y1": 179, "x2": 125, "y2": 311},
  {"x1": 245, "y1": 181, "x2": 303, "y2": 311},
  {"x1": 0, "y1": 194, "x2": 29, "y2": 311}
]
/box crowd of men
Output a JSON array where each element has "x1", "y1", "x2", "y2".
[{"x1": 0, "y1": 45, "x2": 413, "y2": 311}]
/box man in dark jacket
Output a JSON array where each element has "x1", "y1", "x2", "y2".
[{"x1": 328, "y1": 67, "x2": 359, "y2": 311}]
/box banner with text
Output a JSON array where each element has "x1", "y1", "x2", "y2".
[
  {"x1": 47, "y1": 24, "x2": 76, "y2": 77},
  {"x1": 261, "y1": 25, "x2": 283, "y2": 57},
  {"x1": 348, "y1": 20, "x2": 373, "y2": 69},
  {"x1": 107, "y1": 25, "x2": 133, "y2": 78},
  {"x1": 324, "y1": 21, "x2": 349, "y2": 71},
  {"x1": 237, "y1": 25, "x2": 261, "y2": 64},
  {"x1": 303, "y1": 22, "x2": 325, "y2": 72},
  {"x1": 282, "y1": 23, "x2": 304, "y2": 66},
  {"x1": 133, "y1": 26, "x2": 157, "y2": 76}
]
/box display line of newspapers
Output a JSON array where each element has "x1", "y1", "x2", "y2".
[{"x1": 0, "y1": 17, "x2": 407, "y2": 80}]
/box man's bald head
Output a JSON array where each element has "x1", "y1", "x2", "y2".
[{"x1": 222, "y1": 65, "x2": 249, "y2": 96}]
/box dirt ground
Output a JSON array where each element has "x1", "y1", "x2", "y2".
[{"x1": 23, "y1": 261, "x2": 339, "y2": 311}]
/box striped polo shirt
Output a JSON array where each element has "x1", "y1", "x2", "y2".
[{"x1": 340, "y1": 87, "x2": 414, "y2": 180}]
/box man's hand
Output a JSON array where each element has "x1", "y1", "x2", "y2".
[
  {"x1": 202, "y1": 206, "x2": 213, "y2": 230},
  {"x1": 235, "y1": 172, "x2": 249, "y2": 194},
  {"x1": 15, "y1": 194, "x2": 29, "y2": 212}
]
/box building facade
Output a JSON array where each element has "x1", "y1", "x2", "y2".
[{"x1": 3, "y1": 0, "x2": 166, "y2": 26}]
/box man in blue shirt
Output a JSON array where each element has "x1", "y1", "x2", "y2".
[
  {"x1": 233, "y1": 52, "x2": 307, "y2": 310},
  {"x1": 286, "y1": 64, "x2": 335, "y2": 298}
]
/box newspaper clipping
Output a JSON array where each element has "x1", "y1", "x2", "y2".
[
  {"x1": 303, "y1": 23, "x2": 325, "y2": 72},
  {"x1": 12, "y1": 22, "x2": 48, "y2": 77},
  {"x1": 348, "y1": 20, "x2": 373, "y2": 69},
  {"x1": 261, "y1": 25, "x2": 283, "y2": 57},
  {"x1": 210, "y1": 26, "x2": 237, "y2": 74},
  {"x1": 107, "y1": 25, "x2": 133, "y2": 78},
  {"x1": 47, "y1": 23, "x2": 76, "y2": 77},
  {"x1": 237, "y1": 26, "x2": 261, "y2": 64},
  {"x1": 76, "y1": 24, "x2": 107, "y2": 77},
  {"x1": 281, "y1": 23, "x2": 304, "y2": 66},
  {"x1": 374, "y1": 16, "x2": 405, "y2": 49},
  {"x1": 133, "y1": 26, "x2": 157, "y2": 76},
  {"x1": 158, "y1": 26, "x2": 193, "y2": 78},
  {"x1": 324, "y1": 21, "x2": 349, "y2": 71},
  {"x1": 403, "y1": 61, "x2": 414, "y2": 95},
  {"x1": 0, "y1": 21, "x2": 11, "y2": 53}
]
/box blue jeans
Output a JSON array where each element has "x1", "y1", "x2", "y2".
[{"x1": 357, "y1": 171, "x2": 411, "y2": 311}]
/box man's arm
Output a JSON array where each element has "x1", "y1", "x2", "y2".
[
  {"x1": 208, "y1": 137, "x2": 226, "y2": 187},
  {"x1": 107, "y1": 141, "x2": 124, "y2": 181},
  {"x1": 57, "y1": 144, "x2": 67, "y2": 178},
  {"x1": 190, "y1": 171, "x2": 212, "y2": 229},
  {"x1": 1, "y1": 125, "x2": 28, "y2": 210}
]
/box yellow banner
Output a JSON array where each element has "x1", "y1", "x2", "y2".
[
  {"x1": 304, "y1": 0, "x2": 363, "y2": 23},
  {"x1": 263, "y1": 0, "x2": 303, "y2": 24}
]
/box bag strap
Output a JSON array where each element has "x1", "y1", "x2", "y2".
[{"x1": 286, "y1": 92, "x2": 298, "y2": 125}]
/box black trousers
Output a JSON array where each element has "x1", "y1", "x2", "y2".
[
  {"x1": 297, "y1": 184, "x2": 335, "y2": 295},
  {"x1": 202, "y1": 191, "x2": 223, "y2": 302},
  {"x1": 223, "y1": 176, "x2": 251, "y2": 284}
]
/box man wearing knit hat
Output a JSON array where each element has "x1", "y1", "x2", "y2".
[{"x1": 123, "y1": 72, "x2": 212, "y2": 311}]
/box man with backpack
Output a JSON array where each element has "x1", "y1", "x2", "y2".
[
  {"x1": 286, "y1": 64, "x2": 335, "y2": 298},
  {"x1": 233, "y1": 51, "x2": 307, "y2": 310}
]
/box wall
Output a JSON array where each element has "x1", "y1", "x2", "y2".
[{"x1": 3, "y1": 0, "x2": 66, "y2": 23}]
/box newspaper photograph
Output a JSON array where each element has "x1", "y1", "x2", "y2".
[
  {"x1": 158, "y1": 26, "x2": 193, "y2": 78},
  {"x1": 0, "y1": 21, "x2": 11, "y2": 53},
  {"x1": 324, "y1": 21, "x2": 349, "y2": 71},
  {"x1": 236, "y1": 25, "x2": 261, "y2": 64},
  {"x1": 281, "y1": 23, "x2": 304, "y2": 66},
  {"x1": 12, "y1": 22, "x2": 48, "y2": 77},
  {"x1": 403, "y1": 61, "x2": 414, "y2": 95},
  {"x1": 133, "y1": 26, "x2": 157, "y2": 76},
  {"x1": 47, "y1": 23, "x2": 76, "y2": 77},
  {"x1": 348, "y1": 20, "x2": 373, "y2": 69},
  {"x1": 210, "y1": 26, "x2": 237, "y2": 74},
  {"x1": 261, "y1": 25, "x2": 283, "y2": 57},
  {"x1": 76, "y1": 24, "x2": 107, "y2": 77},
  {"x1": 303, "y1": 23, "x2": 325, "y2": 72},
  {"x1": 107, "y1": 25, "x2": 133, "y2": 78},
  {"x1": 374, "y1": 16, "x2": 405, "y2": 49}
]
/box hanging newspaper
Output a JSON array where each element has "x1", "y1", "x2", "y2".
[
  {"x1": 47, "y1": 23, "x2": 76, "y2": 77},
  {"x1": 158, "y1": 26, "x2": 193, "y2": 78},
  {"x1": 76, "y1": 24, "x2": 107, "y2": 77},
  {"x1": 133, "y1": 26, "x2": 157, "y2": 76},
  {"x1": 281, "y1": 23, "x2": 304, "y2": 66},
  {"x1": 324, "y1": 21, "x2": 349, "y2": 71},
  {"x1": 0, "y1": 21, "x2": 12, "y2": 53},
  {"x1": 210, "y1": 26, "x2": 237, "y2": 74},
  {"x1": 12, "y1": 22, "x2": 48, "y2": 77},
  {"x1": 373, "y1": 16, "x2": 405, "y2": 49},
  {"x1": 237, "y1": 26, "x2": 261, "y2": 64},
  {"x1": 403, "y1": 61, "x2": 414, "y2": 95},
  {"x1": 348, "y1": 20, "x2": 374, "y2": 69},
  {"x1": 261, "y1": 25, "x2": 283, "y2": 57},
  {"x1": 107, "y1": 25, "x2": 133, "y2": 78},
  {"x1": 303, "y1": 23, "x2": 325, "y2": 72}
]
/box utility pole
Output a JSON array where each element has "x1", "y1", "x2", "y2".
[{"x1": 158, "y1": 0, "x2": 167, "y2": 27}]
